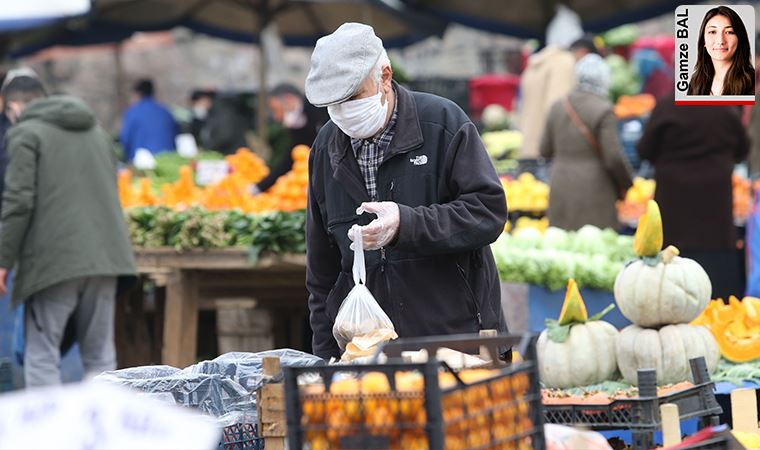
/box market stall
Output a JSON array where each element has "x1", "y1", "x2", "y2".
[{"x1": 126, "y1": 249, "x2": 307, "y2": 368}]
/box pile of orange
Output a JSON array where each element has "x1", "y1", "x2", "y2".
[
  {"x1": 118, "y1": 145, "x2": 310, "y2": 214},
  {"x1": 161, "y1": 165, "x2": 203, "y2": 210},
  {"x1": 250, "y1": 144, "x2": 310, "y2": 213},
  {"x1": 119, "y1": 171, "x2": 158, "y2": 208},
  {"x1": 225, "y1": 147, "x2": 269, "y2": 184},
  {"x1": 299, "y1": 368, "x2": 535, "y2": 450}
]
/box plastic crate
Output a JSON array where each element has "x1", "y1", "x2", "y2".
[
  {"x1": 218, "y1": 423, "x2": 264, "y2": 450},
  {"x1": 284, "y1": 333, "x2": 545, "y2": 450},
  {"x1": 0, "y1": 358, "x2": 11, "y2": 393},
  {"x1": 543, "y1": 357, "x2": 722, "y2": 450}
]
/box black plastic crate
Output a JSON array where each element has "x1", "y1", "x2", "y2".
[
  {"x1": 543, "y1": 357, "x2": 722, "y2": 450},
  {"x1": 284, "y1": 333, "x2": 544, "y2": 450},
  {"x1": 218, "y1": 423, "x2": 264, "y2": 450}
]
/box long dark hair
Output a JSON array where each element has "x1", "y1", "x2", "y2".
[{"x1": 688, "y1": 6, "x2": 754, "y2": 95}]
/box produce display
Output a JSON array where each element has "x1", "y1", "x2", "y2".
[
  {"x1": 615, "y1": 201, "x2": 711, "y2": 327},
  {"x1": 733, "y1": 173, "x2": 753, "y2": 222},
  {"x1": 482, "y1": 130, "x2": 522, "y2": 174},
  {"x1": 501, "y1": 173, "x2": 549, "y2": 212},
  {"x1": 616, "y1": 323, "x2": 720, "y2": 385},
  {"x1": 617, "y1": 177, "x2": 655, "y2": 224},
  {"x1": 491, "y1": 225, "x2": 634, "y2": 291},
  {"x1": 537, "y1": 280, "x2": 618, "y2": 388},
  {"x1": 148, "y1": 150, "x2": 226, "y2": 188},
  {"x1": 613, "y1": 200, "x2": 719, "y2": 384},
  {"x1": 613, "y1": 94, "x2": 655, "y2": 119},
  {"x1": 119, "y1": 145, "x2": 309, "y2": 213},
  {"x1": 541, "y1": 381, "x2": 694, "y2": 405},
  {"x1": 298, "y1": 368, "x2": 534, "y2": 450},
  {"x1": 692, "y1": 296, "x2": 760, "y2": 363},
  {"x1": 126, "y1": 206, "x2": 306, "y2": 254}
]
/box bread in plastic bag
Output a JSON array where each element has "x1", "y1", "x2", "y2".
[{"x1": 332, "y1": 225, "x2": 396, "y2": 351}]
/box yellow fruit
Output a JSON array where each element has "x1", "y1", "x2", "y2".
[{"x1": 633, "y1": 199, "x2": 663, "y2": 257}]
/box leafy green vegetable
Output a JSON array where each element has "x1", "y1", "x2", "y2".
[
  {"x1": 125, "y1": 206, "x2": 306, "y2": 256},
  {"x1": 491, "y1": 226, "x2": 634, "y2": 292}
]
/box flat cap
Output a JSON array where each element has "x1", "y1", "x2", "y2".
[{"x1": 305, "y1": 22, "x2": 384, "y2": 107}]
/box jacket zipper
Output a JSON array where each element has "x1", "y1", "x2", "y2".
[
  {"x1": 384, "y1": 179, "x2": 394, "y2": 321},
  {"x1": 381, "y1": 179, "x2": 394, "y2": 273},
  {"x1": 457, "y1": 263, "x2": 483, "y2": 328}
]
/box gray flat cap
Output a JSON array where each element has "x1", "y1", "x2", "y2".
[{"x1": 305, "y1": 22, "x2": 384, "y2": 107}]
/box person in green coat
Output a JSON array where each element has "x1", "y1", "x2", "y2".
[{"x1": 0, "y1": 76, "x2": 136, "y2": 387}]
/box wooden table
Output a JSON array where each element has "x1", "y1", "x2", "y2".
[{"x1": 119, "y1": 248, "x2": 308, "y2": 369}]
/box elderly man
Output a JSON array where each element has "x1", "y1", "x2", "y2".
[{"x1": 303, "y1": 23, "x2": 508, "y2": 359}]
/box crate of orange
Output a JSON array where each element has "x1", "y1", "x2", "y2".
[{"x1": 284, "y1": 333, "x2": 544, "y2": 450}]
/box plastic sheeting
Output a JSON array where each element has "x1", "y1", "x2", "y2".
[
  {"x1": 94, "y1": 349, "x2": 324, "y2": 427},
  {"x1": 186, "y1": 349, "x2": 324, "y2": 391}
]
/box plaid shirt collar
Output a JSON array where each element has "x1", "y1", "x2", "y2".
[{"x1": 350, "y1": 89, "x2": 398, "y2": 200}]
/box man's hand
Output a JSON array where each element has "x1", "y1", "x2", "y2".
[
  {"x1": 0, "y1": 268, "x2": 8, "y2": 296},
  {"x1": 349, "y1": 202, "x2": 400, "y2": 250}
]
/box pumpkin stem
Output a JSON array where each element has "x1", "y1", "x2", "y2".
[{"x1": 662, "y1": 245, "x2": 680, "y2": 263}]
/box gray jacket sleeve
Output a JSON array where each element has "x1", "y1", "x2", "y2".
[{"x1": 394, "y1": 121, "x2": 508, "y2": 254}]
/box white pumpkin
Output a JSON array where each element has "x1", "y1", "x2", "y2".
[
  {"x1": 616, "y1": 324, "x2": 719, "y2": 385},
  {"x1": 537, "y1": 321, "x2": 618, "y2": 389},
  {"x1": 614, "y1": 253, "x2": 711, "y2": 327}
]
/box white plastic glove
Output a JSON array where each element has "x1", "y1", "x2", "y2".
[{"x1": 348, "y1": 201, "x2": 400, "y2": 250}]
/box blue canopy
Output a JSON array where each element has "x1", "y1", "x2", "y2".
[{"x1": 4, "y1": 0, "x2": 446, "y2": 57}]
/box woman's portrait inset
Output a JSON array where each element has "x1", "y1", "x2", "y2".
[{"x1": 688, "y1": 5, "x2": 755, "y2": 96}]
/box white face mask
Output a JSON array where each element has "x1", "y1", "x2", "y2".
[{"x1": 327, "y1": 85, "x2": 389, "y2": 139}]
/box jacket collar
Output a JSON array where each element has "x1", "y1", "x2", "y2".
[{"x1": 326, "y1": 82, "x2": 424, "y2": 204}]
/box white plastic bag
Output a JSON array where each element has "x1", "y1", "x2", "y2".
[{"x1": 332, "y1": 225, "x2": 396, "y2": 351}]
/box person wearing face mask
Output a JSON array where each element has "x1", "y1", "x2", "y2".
[
  {"x1": 254, "y1": 84, "x2": 329, "y2": 193},
  {"x1": 303, "y1": 23, "x2": 509, "y2": 360},
  {"x1": 688, "y1": 5, "x2": 755, "y2": 96}
]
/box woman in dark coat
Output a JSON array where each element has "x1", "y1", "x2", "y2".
[{"x1": 637, "y1": 93, "x2": 749, "y2": 300}]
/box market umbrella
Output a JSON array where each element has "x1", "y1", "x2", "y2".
[
  {"x1": 399, "y1": 0, "x2": 693, "y2": 40},
  {"x1": 4, "y1": 0, "x2": 445, "y2": 137}
]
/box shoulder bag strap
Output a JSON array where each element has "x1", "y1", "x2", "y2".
[
  {"x1": 562, "y1": 97, "x2": 603, "y2": 157},
  {"x1": 561, "y1": 97, "x2": 625, "y2": 199}
]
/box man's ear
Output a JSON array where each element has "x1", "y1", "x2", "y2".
[{"x1": 382, "y1": 65, "x2": 394, "y2": 89}]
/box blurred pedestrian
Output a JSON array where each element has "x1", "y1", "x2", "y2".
[
  {"x1": 189, "y1": 89, "x2": 215, "y2": 146},
  {"x1": 0, "y1": 76, "x2": 136, "y2": 387},
  {"x1": 0, "y1": 68, "x2": 39, "y2": 217},
  {"x1": 303, "y1": 23, "x2": 508, "y2": 359},
  {"x1": 637, "y1": 93, "x2": 748, "y2": 300},
  {"x1": 120, "y1": 78, "x2": 178, "y2": 162},
  {"x1": 255, "y1": 84, "x2": 328, "y2": 193},
  {"x1": 540, "y1": 54, "x2": 633, "y2": 231},
  {"x1": 517, "y1": 44, "x2": 576, "y2": 160},
  {"x1": 569, "y1": 35, "x2": 600, "y2": 60}
]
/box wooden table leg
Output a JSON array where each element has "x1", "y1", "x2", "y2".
[{"x1": 162, "y1": 269, "x2": 199, "y2": 368}]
